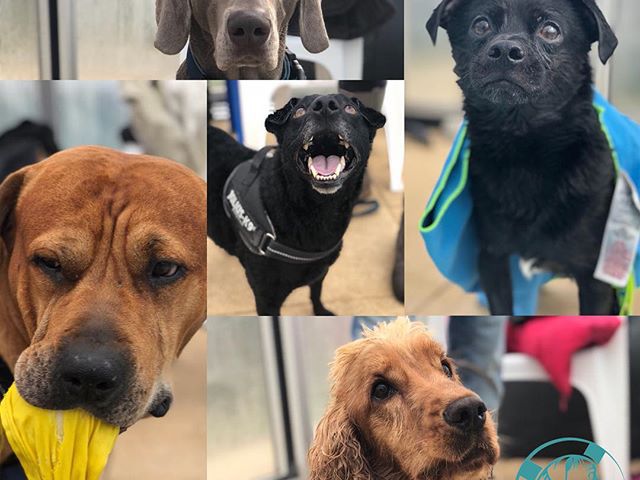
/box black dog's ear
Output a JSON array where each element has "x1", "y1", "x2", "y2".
[
  {"x1": 578, "y1": 0, "x2": 618, "y2": 64},
  {"x1": 426, "y1": 0, "x2": 462, "y2": 45},
  {"x1": 352, "y1": 98, "x2": 386, "y2": 130},
  {"x1": 265, "y1": 98, "x2": 300, "y2": 136}
]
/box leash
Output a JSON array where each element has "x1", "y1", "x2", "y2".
[
  {"x1": 186, "y1": 45, "x2": 306, "y2": 80},
  {"x1": 223, "y1": 147, "x2": 342, "y2": 264}
]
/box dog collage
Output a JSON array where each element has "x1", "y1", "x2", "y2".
[{"x1": 0, "y1": 0, "x2": 639, "y2": 479}]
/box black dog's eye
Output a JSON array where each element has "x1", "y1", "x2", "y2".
[
  {"x1": 539, "y1": 22, "x2": 561, "y2": 42},
  {"x1": 442, "y1": 361, "x2": 453, "y2": 378},
  {"x1": 150, "y1": 261, "x2": 184, "y2": 285},
  {"x1": 293, "y1": 107, "x2": 306, "y2": 119},
  {"x1": 345, "y1": 105, "x2": 357, "y2": 115},
  {"x1": 33, "y1": 255, "x2": 62, "y2": 275},
  {"x1": 371, "y1": 381, "x2": 396, "y2": 401},
  {"x1": 471, "y1": 16, "x2": 491, "y2": 36}
]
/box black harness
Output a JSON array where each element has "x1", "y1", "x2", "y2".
[
  {"x1": 186, "y1": 46, "x2": 306, "y2": 80},
  {"x1": 223, "y1": 147, "x2": 342, "y2": 264}
]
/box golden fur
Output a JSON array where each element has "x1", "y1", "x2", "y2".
[{"x1": 308, "y1": 318, "x2": 499, "y2": 480}]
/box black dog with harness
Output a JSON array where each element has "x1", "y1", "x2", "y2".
[{"x1": 223, "y1": 147, "x2": 342, "y2": 263}]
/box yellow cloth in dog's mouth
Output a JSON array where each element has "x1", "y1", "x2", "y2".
[{"x1": 0, "y1": 383, "x2": 118, "y2": 480}]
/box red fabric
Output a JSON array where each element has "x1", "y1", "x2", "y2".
[{"x1": 507, "y1": 316, "x2": 621, "y2": 410}]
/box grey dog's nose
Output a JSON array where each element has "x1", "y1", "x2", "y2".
[
  {"x1": 488, "y1": 40, "x2": 525, "y2": 63},
  {"x1": 57, "y1": 339, "x2": 128, "y2": 406},
  {"x1": 444, "y1": 396, "x2": 487, "y2": 432},
  {"x1": 227, "y1": 11, "x2": 271, "y2": 49}
]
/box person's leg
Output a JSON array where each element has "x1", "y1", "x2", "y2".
[{"x1": 447, "y1": 316, "x2": 507, "y2": 413}]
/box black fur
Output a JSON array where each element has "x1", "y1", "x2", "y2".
[
  {"x1": 208, "y1": 94, "x2": 385, "y2": 315},
  {"x1": 427, "y1": 0, "x2": 620, "y2": 314}
]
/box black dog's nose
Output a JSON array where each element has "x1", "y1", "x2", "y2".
[
  {"x1": 227, "y1": 11, "x2": 271, "y2": 49},
  {"x1": 311, "y1": 97, "x2": 340, "y2": 115},
  {"x1": 57, "y1": 340, "x2": 128, "y2": 406},
  {"x1": 444, "y1": 397, "x2": 487, "y2": 432},
  {"x1": 488, "y1": 40, "x2": 525, "y2": 63}
]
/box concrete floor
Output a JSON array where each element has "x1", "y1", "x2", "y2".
[
  {"x1": 207, "y1": 129, "x2": 404, "y2": 316},
  {"x1": 102, "y1": 329, "x2": 206, "y2": 480},
  {"x1": 405, "y1": 130, "x2": 640, "y2": 315}
]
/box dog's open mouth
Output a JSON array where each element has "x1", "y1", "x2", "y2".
[{"x1": 298, "y1": 132, "x2": 356, "y2": 184}]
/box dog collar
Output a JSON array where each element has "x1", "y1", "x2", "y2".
[
  {"x1": 223, "y1": 147, "x2": 342, "y2": 264},
  {"x1": 186, "y1": 45, "x2": 306, "y2": 80},
  {"x1": 281, "y1": 48, "x2": 307, "y2": 80},
  {"x1": 186, "y1": 45, "x2": 208, "y2": 80}
]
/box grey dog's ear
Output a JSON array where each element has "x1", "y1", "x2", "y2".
[
  {"x1": 154, "y1": 0, "x2": 191, "y2": 55},
  {"x1": 426, "y1": 0, "x2": 463, "y2": 44},
  {"x1": 299, "y1": 0, "x2": 330, "y2": 53},
  {"x1": 578, "y1": 0, "x2": 618, "y2": 64}
]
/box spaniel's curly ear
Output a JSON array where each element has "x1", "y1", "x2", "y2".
[{"x1": 308, "y1": 403, "x2": 373, "y2": 480}]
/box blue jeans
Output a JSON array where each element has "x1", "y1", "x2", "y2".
[{"x1": 351, "y1": 316, "x2": 507, "y2": 412}]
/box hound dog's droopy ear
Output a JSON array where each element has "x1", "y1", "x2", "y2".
[
  {"x1": 0, "y1": 167, "x2": 29, "y2": 261},
  {"x1": 577, "y1": 0, "x2": 618, "y2": 64},
  {"x1": 299, "y1": 0, "x2": 329, "y2": 53},
  {"x1": 155, "y1": 0, "x2": 192, "y2": 55},
  {"x1": 426, "y1": 0, "x2": 464, "y2": 45},
  {"x1": 265, "y1": 98, "x2": 300, "y2": 142},
  {"x1": 308, "y1": 403, "x2": 373, "y2": 480}
]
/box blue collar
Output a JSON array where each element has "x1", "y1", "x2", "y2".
[
  {"x1": 186, "y1": 46, "x2": 207, "y2": 80},
  {"x1": 186, "y1": 45, "x2": 306, "y2": 80}
]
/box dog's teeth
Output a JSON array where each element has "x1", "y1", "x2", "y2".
[{"x1": 303, "y1": 143, "x2": 309, "y2": 151}]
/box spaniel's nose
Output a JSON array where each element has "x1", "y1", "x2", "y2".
[{"x1": 443, "y1": 396, "x2": 487, "y2": 432}]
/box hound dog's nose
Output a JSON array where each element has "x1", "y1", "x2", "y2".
[
  {"x1": 57, "y1": 339, "x2": 128, "y2": 407},
  {"x1": 227, "y1": 11, "x2": 271, "y2": 49},
  {"x1": 444, "y1": 396, "x2": 487, "y2": 432}
]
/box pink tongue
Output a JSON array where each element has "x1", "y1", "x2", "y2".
[{"x1": 312, "y1": 155, "x2": 341, "y2": 175}]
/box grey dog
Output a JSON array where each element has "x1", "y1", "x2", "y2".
[{"x1": 155, "y1": 0, "x2": 329, "y2": 79}]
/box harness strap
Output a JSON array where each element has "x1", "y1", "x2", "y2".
[
  {"x1": 223, "y1": 147, "x2": 342, "y2": 264},
  {"x1": 186, "y1": 44, "x2": 306, "y2": 80}
]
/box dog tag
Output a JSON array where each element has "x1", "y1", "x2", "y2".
[{"x1": 594, "y1": 171, "x2": 640, "y2": 287}]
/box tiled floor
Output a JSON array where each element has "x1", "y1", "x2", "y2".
[
  {"x1": 405, "y1": 130, "x2": 640, "y2": 315},
  {"x1": 207, "y1": 128, "x2": 404, "y2": 316},
  {"x1": 102, "y1": 329, "x2": 206, "y2": 480}
]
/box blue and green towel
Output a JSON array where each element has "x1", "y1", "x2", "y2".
[{"x1": 420, "y1": 90, "x2": 640, "y2": 315}]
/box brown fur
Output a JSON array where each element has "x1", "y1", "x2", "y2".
[
  {"x1": 0, "y1": 146, "x2": 206, "y2": 462},
  {"x1": 308, "y1": 318, "x2": 499, "y2": 480}
]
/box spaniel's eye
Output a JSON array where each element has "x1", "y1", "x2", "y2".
[
  {"x1": 371, "y1": 381, "x2": 395, "y2": 400},
  {"x1": 539, "y1": 22, "x2": 561, "y2": 42},
  {"x1": 293, "y1": 107, "x2": 306, "y2": 118},
  {"x1": 345, "y1": 105, "x2": 357, "y2": 115},
  {"x1": 471, "y1": 17, "x2": 491, "y2": 36},
  {"x1": 34, "y1": 256, "x2": 61, "y2": 271},
  {"x1": 442, "y1": 361, "x2": 453, "y2": 378}
]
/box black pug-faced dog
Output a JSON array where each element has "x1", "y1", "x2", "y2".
[
  {"x1": 427, "y1": 0, "x2": 621, "y2": 314},
  {"x1": 208, "y1": 94, "x2": 385, "y2": 315}
]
